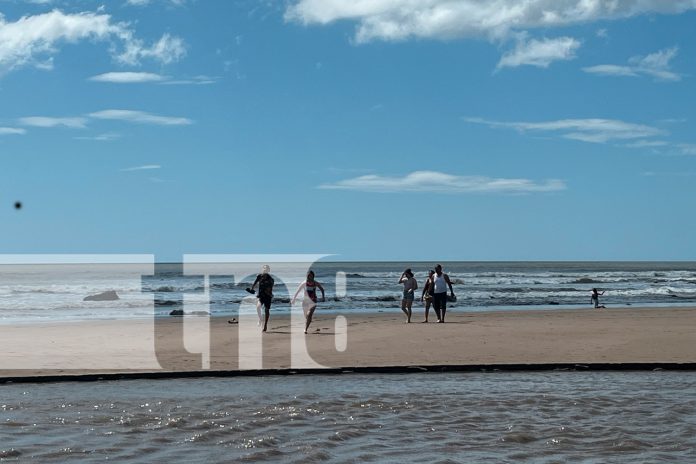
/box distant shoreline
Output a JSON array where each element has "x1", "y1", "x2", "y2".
[{"x1": 4, "y1": 302, "x2": 696, "y2": 327}]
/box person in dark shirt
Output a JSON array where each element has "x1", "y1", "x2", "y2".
[
  {"x1": 250, "y1": 264, "x2": 275, "y2": 332},
  {"x1": 432, "y1": 264, "x2": 455, "y2": 323},
  {"x1": 591, "y1": 288, "x2": 605, "y2": 309},
  {"x1": 421, "y1": 269, "x2": 436, "y2": 323}
]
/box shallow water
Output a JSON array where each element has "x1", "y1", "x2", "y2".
[{"x1": 2, "y1": 371, "x2": 695, "y2": 462}]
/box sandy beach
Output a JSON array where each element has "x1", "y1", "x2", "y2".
[{"x1": 1, "y1": 306, "x2": 695, "y2": 379}]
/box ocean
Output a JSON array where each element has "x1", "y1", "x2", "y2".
[
  {"x1": 2, "y1": 371, "x2": 695, "y2": 462},
  {"x1": 1, "y1": 261, "x2": 696, "y2": 323}
]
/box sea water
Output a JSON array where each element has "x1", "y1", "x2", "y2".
[
  {"x1": 1, "y1": 261, "x2": 696, "y2": 322},
  {"x1": 1, "y1": 371, "x2": 695, "y2": 462}
]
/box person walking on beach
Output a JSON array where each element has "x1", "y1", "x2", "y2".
[
  {"x1": 591, "y1": 288, "x2": 605, "y2": 309},
  {"x1": 248, "y1": 264, "x2": 274, "y2": 332},
  {"x1": 421, "y1": 269, "x2": 436, "y2": 323},
  {"x1": 432, "y1": 264, "x2": 455, "y2": 323},
  {"x1": 399, "y1": 269, "x2": 418, "y2": 323},
  {"x1": 292, "y1": 270, "x2": 326, "y2": 334}
]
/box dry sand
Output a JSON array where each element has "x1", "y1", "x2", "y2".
[{"x1": 1, "y1": 307, "x2": 695, "y2": 379}]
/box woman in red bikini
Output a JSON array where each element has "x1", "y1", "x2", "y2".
[{"x1": 292, "y1": 270, "x2": 326, "y2": 334}]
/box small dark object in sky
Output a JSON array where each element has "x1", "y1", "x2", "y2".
[{"x1": 14, "y1": 201, "x2": 22, "y2": 210}]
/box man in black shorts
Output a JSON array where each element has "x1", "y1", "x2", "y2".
[
  {"x1": 432, "y1": 264, "x2": 455, "y2": 323},
  {"x1": 250, "y1": 264, "x2": 274, "y2": 332}
]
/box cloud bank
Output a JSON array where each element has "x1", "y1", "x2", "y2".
[
  {"x1": 0, "y1": 127, "x2": 26, "y2": 135},
  {"x1": 16, "y1": 110, "x2": 193, "y2": 137},
  {"x1": 89, "y1": 109, "x2": 193, "y2": 126},
  {"x1": 88, "y1": 72, "x2": 217, "y2": 85},
  {"x1": 0, "y1": 9, "x2": 186, "y2": 75},
  {"x1": 285, "y1": 0, "x2": 696, "y2": 43},
  {"x1": 319, "y1": 170, "x2": 565, "y2": 194},
  {"x1": 583, "y1": 47, "x2": 681, "y2": 81},
  {"x1": 466, "y1": 117, "x2": 666, "y2": 144},
  {"x1": 497, "y1": 37, "x2": 581, "y2": 69},
  {"x1": 88, "y1": 71, "x2": 167, "y2": 83},
  {"x1": 19, "y1": 116, "x2": 87, "y2": 128},
  {"x1": 116, "y1": 33, "x2": 186, "y2": 66},
  {"x1": 121, "y1": 164, "x2": 161, "y2": 171}
]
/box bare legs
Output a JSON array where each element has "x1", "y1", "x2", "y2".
[
  {"x1": 256, "y1": 300, "x2": 263, "y2": 327},
  {"x1": 401, "y1": 299, "x2": 413, "y2": 323},
  {"x1": 257, "y1": 299, "x2": 270, "y2": 332},
  {"x1": 262, "y1": 305, "x2": 270, "y2": 332},
  {"x1": 303, "y1": 301, "x2": 317, "y2": 334},
  {"x1": 423, "y1": 298, "x2": 435, "y2": 322}
]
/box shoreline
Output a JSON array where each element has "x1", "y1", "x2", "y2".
[
  {"x1": 4, "y1": 301, "x2": 696, "y2": 326},
  {"x1": 1, "y1": 306, "x2": 695, "y2": 381}
]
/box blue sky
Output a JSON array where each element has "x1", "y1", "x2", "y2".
[{"x1": 1, "y1": 0, "x2": 695, "y2": 261}]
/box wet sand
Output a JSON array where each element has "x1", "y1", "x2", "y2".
[{"x1": 1, "y1": 307, "x2": 695, "y2": 378}]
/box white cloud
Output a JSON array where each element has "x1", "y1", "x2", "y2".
[
  {"x1": 319, "y1": 170, "x2": 565, "y2": 194},
  {"x1": 497, "y1": 36, "x2": 580, "y2": 69},
  {"x1": 121, "y1": 164, "x2": 161, "y2": 171},
  {"x1": 582, "y1": 64, "x2": 637, "y2": 77},
  {"x1": 285, "y1": 0, "x2": 696, "y2": 43},
  {"x1": 116, "y1": 33, "x2": 186, "y2": 66},
  {"x1": 0, "y1": 127, "x2": 26, "y2": 135},
  {"x1": 17, "y1": 110, "x2": 192, "y2": 133},
  {"x1": 678, "y1": 144, "x2": 696, "y2": 155},
  {"x1": 125, "y1": 0, "x2": 187, "y2": 6},
  {"x1": 160, "y1": 75, "x2": 217, "y2": 85},
  {"x1": 0, "y1": 10, "x2": 116, "y2": 74},
  {"x1": 74, "y1": 132, "x2": 121, "y2": 141},
  {"x1": 643, "y1": 170, "x2": 696, "y2": 177},
  {"x1": 89, "y1": 109, "x2": 193, "y2": 125},
  {"x1": 89, "y1": 72, "x2": 217, "y2": 85},
  {"x1": 583, "y1": 46, "x2": 681, "y2": 81},
  {"x1": 0, "y1": 10, "x2": 186, "y2": 75},
  {"x1": 19, "y1": 116, "x2": 87, "y2": 128},
  {"x1": 466, "y1": 117, "x2": 666, "y2": 144},
  {"x1": 625, "y1": 140, "x2": 669, "y2": 148},
  {"x1": 625, "y1": 140, "x2": 696, "y2": 154},
  {"x1": 89, "y1": 71, "x2": 167, "y2": 83},
  {"x1": 630, "y1": 47, "x2": 681, "y2": 80}
]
